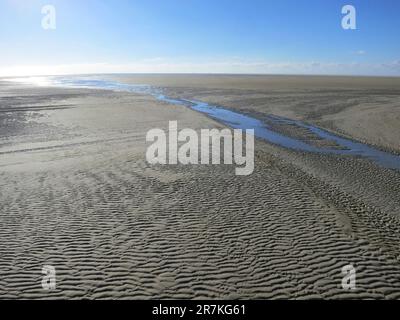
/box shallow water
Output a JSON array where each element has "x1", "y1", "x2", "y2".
[{"x1": 9, "y1": 76, "x2": 400, "y2": 170}]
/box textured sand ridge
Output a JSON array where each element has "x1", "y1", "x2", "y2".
[{"x1": 1, "y1": 77, "x2": 400, "y2": 299}]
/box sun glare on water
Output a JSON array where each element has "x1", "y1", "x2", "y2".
[{"x1": 6, "y1": 76, "x2": 53, "y2": 87}]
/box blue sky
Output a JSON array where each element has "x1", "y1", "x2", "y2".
[{"x1": 1, "y1": 0, "x2": 399, "y2": 76}]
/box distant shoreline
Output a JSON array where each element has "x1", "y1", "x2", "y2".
[{"x1": 2, "y1": 72, "x2": 400, "y2": 80}]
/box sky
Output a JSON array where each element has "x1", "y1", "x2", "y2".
[{"x1": 0, "y1": 0, "x2": 399, "y2": 76}]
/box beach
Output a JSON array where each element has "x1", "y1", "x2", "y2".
[{"x1": 1, "y1": 75, "x2": 400, "y2": 299}]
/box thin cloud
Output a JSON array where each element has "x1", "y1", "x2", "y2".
[
  {"x1": 354, "y1": 50, "x2": 367, "y2": 55},
  {"x1": 1, "y1": 59, "x2": 400, "y2": 77}
]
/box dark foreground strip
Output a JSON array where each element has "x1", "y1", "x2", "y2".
[{"x1": 0, "y1": 300, "x2": 395, "y2": 319}]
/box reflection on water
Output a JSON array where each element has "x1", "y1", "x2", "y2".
[{"x1": 9, "y1": 76, "x2": 400, "y2": 170}]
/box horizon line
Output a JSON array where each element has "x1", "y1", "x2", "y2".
[{"x1": 3, "y1": 72, "x2": 400, "y2": 79}]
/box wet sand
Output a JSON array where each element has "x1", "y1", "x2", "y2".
[
  {"x1": 1, "y1": 75, "x2": 400, "y2": 299},
  {"x1": 110, "y1": 74, "x2": 400, "y2": 154}
]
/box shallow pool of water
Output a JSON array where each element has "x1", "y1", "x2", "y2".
[{"x1": 10, "y1": 76, "x2": 400, "y2": 170}]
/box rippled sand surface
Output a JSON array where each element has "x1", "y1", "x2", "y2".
[{"x1": 1, "y1": 77, "x2": 400, "y2": 299}]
